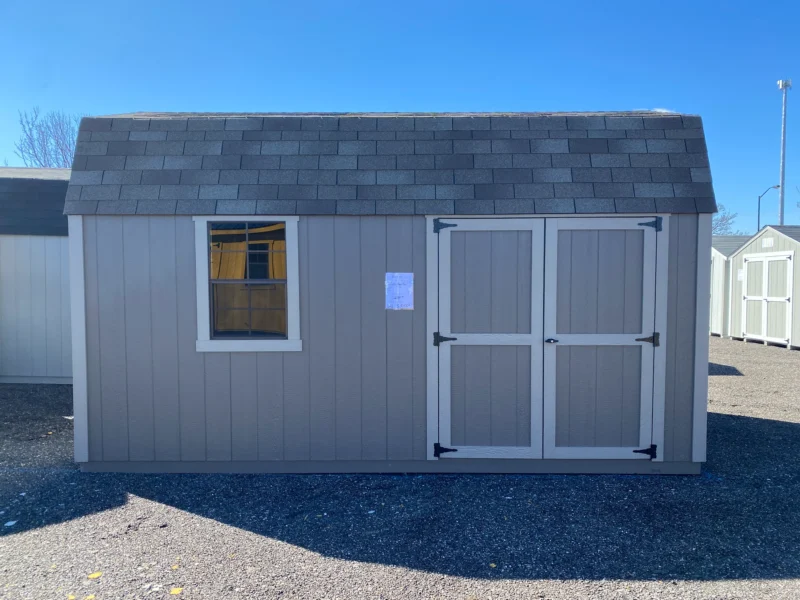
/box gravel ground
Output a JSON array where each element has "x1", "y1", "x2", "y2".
[{"x1": 1, "y1": 337, "x2": 799, "y2": 599}]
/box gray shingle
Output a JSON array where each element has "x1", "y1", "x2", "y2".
[
  {"x1": 377, "y1": 117, "x2": 415, "y2": 131},
  {"x1": 262, "y1": 117, "x2": 301, "y2": 131},
  {"x1": 452, "y1": 117, "x2": 491, "y2": 130},
  {"x1": 453, "y1": 140, "x2": 492, "y2": 154},
  {"x1": 567, "y1": 116, "x2": 605, "y2": 130},
  {"x1": 492, "y1": 139, "x2": 530, "y2": 154},
  {"x1": 129, "y1": 131, "x2": 167, "y2": 141},
  {"x1": 296, "y1": 200, "x2": 335, "y2": 214},
  {"x1": 454, "y1": 169, "x2": 493, "y2": 184},
  {"x1": 238, "y1": 185, "x2": 278, "y2": 200},
  {"x1": 280, "y1": 156, "x2": 319, "y2": 170},
  {"x1": 473, "y1": 130, "x2": 511, "y2": 140},
  {"x1": 685, "y1": 138, "x2": 707, "y2": 153},
  {"x1": 535, "y1": 199, "x2": 576, "y2": 214},
  {"x1": 70, "y1": 171, "x2": 104, "y2": 185},
  {"x1": 216, "y1": 199, "x2": 257, "y2": 214},
  {"x1": 185, "y1": 141, "x2": 223, "y2": 155},
  {"x1": 320, "y1": 131, "x2": 358, "y2": 141},
  {"x1": 357, "y1": 185, "x2": 396, "y2": 200},
  {"x1": 548, "y1": 130, "x2": 589, "y2": 139},
  {"x1": 695, "y1": 197, "x2": 717, "y2": 212},
  {"x1": 80, "y1": 118, "x2": 113, "y2": 132},
  {"x1": 515, "y1": 184, "x2": 554, "y2": 198},
  {"x1": 377, "y1": 140, "x2": 414, "y2": 155},
  {"x1": 142, "y1": 170, "x2": 181, "y2": 185},
  {"x1": 376, "y1": 200, "x2": 416, "y2": 214},
  {"x1": 135, "y1": 200, "x2": 178, "y2": 214},
  {"x1": 605, "y1": 116, "x2": 643, "y2": 129},
  {"x1": 665, "y1": 128, "x2": 704, "y2": 139},
  {"x1": 415, "y1": 200, "x2": 454, "y2": 214},
  {"x1": 554, "y1": 183, "x2": 594, "y2": 198},
  {"x1": 436, "y1": 154, "x2": 473, "y2": 169},
  {"x1": 338, "y1": 170, "x2": 376, "y2": 185},
  {"x1": 634, "y1": 183, "x2": 674, "y2": 197},
  {"x1": 574, "y1": 198, "x2": 616, "y2": 213},
  {"x1": 569, "y1": 139, "x2": 608, "y2": 153},
  {"x1": 318, "y1": 185, "x2": 356, "y2": 200},
  {"x1": 491, "y1": 116, "x2": 528, "y2": 130},
  {"x1": 301, "y1": 117, "x2": 339, "y2": 131},
  {"x1": 629, "y1": 130, "x2": 668, "y2": 139},
  {"x1": 511, "y1": 130, "x2": 551, "y2": 139},
  {"x1": 608, "y1": 139, "x2": 647, "y2": 153},
  {"x1": 76, "y1": 141, "x2": 108, "y2": 155},
  {"x1": 668, "y1": 153, "x2": 709, "y2": 168},
  {"x1": 551, "y1": 154, "x2": 590, "y2": 168},
  {"x1": 646, "y1": 139, "x2": 686, "y2": 153},
  {"x1": 588, "y1": 129, "x2": 627, "y2": 138},
  {"x1": 531, "y1": 139, "x2": 569, "y2": 153},
  {"x1": 454, "y1": 199, "x2": 494, "y2": 214},
  {"x1": 615, "y1": 198, "x2": 656, "y2": 212},
  {"x1": 283, "y1": 131, "x2": 322, "y2": 141},
  {"x1": 91, "y1": 131, "x2": 130, "y2": 142},
  {"x1": 611, "y1": 168, "x2": 651, "y2": 183},
  {"x1": 205, "y1": 130, "x2": 244, "y2": 141},
  {"x1": 64, "y1": 200, "x2": 98, "y2": 214},
  {"x1": 187, "y1": 118, "x2": 225, "y2": 131},
  {"x1": 160, "y1": 185, "x2": 200, "y2": 200},
  {"x1": 473, "y1": 154, "x2": 511, "y2": 169},
  {"x1": 259, "y1": 141, "x2": 298, "y2": 155},
  {"x1": 259, "y1": 170, "x2": 298, "y2": 184},
  {"x1": 650, "y1": 168, "x2": 692, "y2": 183},
  {"x1": 358, "y1": 156, "x2": 396, "y2": 170},
  {"x1": 199, "y1": 185, "x2": 239, "y2": 200},
  {"x1": 377, "y1": 170, "x2": 414, "y2": 184},
  {"x1": 397, "y1": 185, "x2": 435, "y2": 200},
  {"x1": 299, "y1": 141, "x2": 338, "y2": 155},
  {"x1": 528, "y1": 116, "x2": 566, "y2": 130},
  {"x1": 175, "y1": 199, "x2": 217, "y2": 214},
  {"x1": 164, "y1": 156, "x2": 203, "y2": 170},
  {"x1": 319, "y1": 155, "x2": 357, "y2": 170},
  {"x1": 512, "y1": 154, "x2": 551, "y2": 168},
  {"x1": 256, "y1": 200, "x2": 297, "y2": 214},
  {"x1": 532, "y1": 168, "x2": 572, "y2": 183},
  {"x1": 121, "y1": 185, "x2": 160, "y2": 200},
  {"x1": 629, "y1": 154, "x2": 669, "y2": 167},
  {"x1": 167, "y1": 131, "x2": 206, "y2": 141},
  {"x1": 111, "y1": 118, "x2": 149, "y2": 132},
  {"x1": 682, "y1": 116, "x2": 703, "y2": 128},
  {"x1": 690, "y1": 168, "x2": 712, "y2": 183},
  {"x1": 208, "y1": 155, "x2": 245, "y2": 169},
  {"x1": 573, "y1": 168, "x2": 612, "y2": 182},
  {"x1": 415, "y1": 117, "x2": 452, "y2": 131},
  {"x1": 338, "y1": 141, "x2": 376, "y2": 155},
  {"x1": 339, "y1": 117, "x2": 378, "y2": 131},
  {"x1": 180, "y1": 170, "x2": 219, "y2": 185},
  {"x1": 495, "y1": 199, "x2": 534, "y2": 214},
  {"x1": 224, "y1": 117, "x2": 263, "y2": 131},
  {"x1": 590, "y1": 154, "x2": 630, "y2": 167},
  {"x1": 278, "y1": 185, "x2": 317, "y2": 200},
  {"x1": 80, "y1": 185, "x2": 120, "y2": 200},
  {"x1": 149, "y1": 119, "x2": 187, "y2": 132},
  {"x1": 220, "y1": 141, "x2": 261, "y2": 155},
  {"x1": 65, "y1": 186, "x2": 82, "y2": 200},
  {"x1": 656, "y1": 198, "x2": 697, "y2": 213},
  {"x1": 594, "y1": 182, "x2": 634, "y2": 197},
  {"x1": 298, "y1": 170, "x2": 336, "y2": 185},
  {"x1": 85, "y1": 156, "x2": 123, "y2": 170},
  {"x1": 673, "y1": 182, "x2": 715, "y2": 197},
  {"x1": 220, "y1": 170, "x2": 260, "y2": 184},
  {"x1": 436, "y1": 185, "x2": 473, "y2": 199},
  {"x1": 475, "y1": 184, "x2": 515, "y2": 199},
  {"x1": 102, "y1": 170, "x2": 142, "y2": 185},
  {"x1": 643, "y1": 116, "x2": 683, "y2": 129},
  {"x1": 95, "y1": 200, "x2": 138, "y2": 214},
  {"x1": 415, "y1": 170, "x2": 453, "y2": 185},
  {"x1": 494, "y1": 168, "x2": 532, "y2": 183},
  {"x1": 415, "y1": 140, "x2": 453, "y2": 154},
  {"x1": 398, "y1": 155, "x2": 435, "y2": 169},
  {"x1": 434, "y1": 130, "x2": 472, "y2": 140},
  {"x1": 337, "y1": 200, "x2": 376, "y2": 215},
  {"x1": 239, "y1": 184, "x2": 278, "y2": 200}
]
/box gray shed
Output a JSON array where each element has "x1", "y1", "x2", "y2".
[
  {"x1": 0, "y1": 168, "x2": 72, "y2": 383},
  {"x1": 728, "y1": 226, "x2": 800, "y2": 348},
  {"x1": 65, "y1": 112, "x2": 715, "y2": 474},
  {"x1": 710, "y1": 235, "x2": 750, "y2": 337}
]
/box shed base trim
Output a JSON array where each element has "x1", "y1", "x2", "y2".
[
  {"x1": 80, "y1": 460, "x2": 702, "y2": 475},
  {"x1": 0, "y1": 376, "x2": 72, "y2": 385}
]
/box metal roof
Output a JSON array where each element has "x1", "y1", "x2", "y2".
[{"x1": 712, "y1": 235, "x2": 751, "y2": 257}]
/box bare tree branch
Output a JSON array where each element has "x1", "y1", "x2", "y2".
[
  {"x1": 712, "y1": 203, "x2": 748, "y2": 235},
  {"x1": 14, "y1": 107, "x2": 83, "y2": 168}
]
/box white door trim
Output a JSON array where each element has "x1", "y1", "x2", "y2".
[
  {"x1": 435, "y1": 217, "x2": 544, "y2": 459},
  {"x1": 426, "y1": 218, "x2": 439, "y2": 460},
  {"x1": 542, "y1": 217, "x2": 659, "y2": 460}
]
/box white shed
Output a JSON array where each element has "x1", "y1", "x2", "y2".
[{"x1": 710, "y1": 235, "x2": 750, "y2": 336}]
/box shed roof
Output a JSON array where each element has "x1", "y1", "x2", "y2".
[
  {"x1": 0, "y1": 168, "x2": 70, "y2": 236},
  {"x1": 712, "y1": 235, "x2": 751, "y2": 257},
  {"x1": 65, "y1": 112, "x2": 717, "y2": 217},
  {"x1": 769, "y1": 226, "x2": 800, "y2": 244}
]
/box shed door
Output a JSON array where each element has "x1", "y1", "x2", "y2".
[
  {"x1": 543, "y1": 218, "x2": 658, "y2": 459},
  {"x1": 742, "y1": 253, "x2": 793, "y2": 344},
  {"x1": 436, "y1": 219, "x2": 544, "y2": 458}
]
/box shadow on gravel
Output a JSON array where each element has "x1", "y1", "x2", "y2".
[
  {"x1": 709, "y1": 362, "x2": 744, "y2": 376},
  {"x1": 3, "y1": 409, "x2": 800, "y2": 581}
]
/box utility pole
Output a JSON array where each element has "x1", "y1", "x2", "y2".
[{"x1": 777, "y1": 79, "x2": 791, "y2": 225}]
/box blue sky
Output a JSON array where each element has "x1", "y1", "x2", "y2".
[{"x1": 0, "y1": 0, "x2": 797, "y2": 232}]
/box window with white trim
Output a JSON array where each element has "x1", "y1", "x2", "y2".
[{"x1": 193, "y1": 216, "x2": 301, "y2": 352}]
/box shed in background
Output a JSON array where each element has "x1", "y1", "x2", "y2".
[
  {"x1": 0, "y1": 168, "x2": 72, "y2": 383},
  {"x1": 728, "y1": 226, "x2": 800, "y2": 348},
  {"x1": 710, "y1": 235, "x2": 750, "y2": 337}
]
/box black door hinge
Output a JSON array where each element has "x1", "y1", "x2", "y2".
[
  {"x1": 638, "y1": 216, "x2": 662, "y2": 232},
  {"x1": 635, "y1": 332, "x2": 660, "y2": 347},
  {"x1": 633, "y1": 444, "x2": 657, "y2": 460},
  {"x1": 433, "y1": 218, "x2": 457, "y2": 234},
  {"x1": 433, "y1": 332, "x2": 458, "y2": 346},
  {"x1": 434, "y1": 443, "x2": 458, "y2": 458}
]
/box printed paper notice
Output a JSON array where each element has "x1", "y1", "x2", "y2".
[
  {"x1": 385, "y1": 273, "x2": 414, "y2": 310},
  {"x1": 737, "y1": 269, "x2": 744, "y2": 281}
]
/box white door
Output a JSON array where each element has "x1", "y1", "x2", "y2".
[
  {"x1": 742, "y1": 252, "x2": 794, "y2": 345},
  {"x1": 435, "y1": 218, "x2": 544, "y2": 459},
  {"x1": 542, "y1": 218, "x2": 659, "y2": 460}
]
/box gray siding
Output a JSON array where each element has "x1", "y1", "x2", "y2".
[
  {"x1": 709, "y1": 251, "x2": 726, "y2": 335},
  {"x1": 83, "y1": 213, "x2": 700, "y2": 466},
  {"x1": 729, "y1": 228, "x2": 800, "y2": 344},
  {"x1": 84, "y1": 215, "x2": 427, "y2": 462}
]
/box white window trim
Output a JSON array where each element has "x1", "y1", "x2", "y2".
[{"x1": 192, "y1": 216, "x2": 301, "y2": 352}]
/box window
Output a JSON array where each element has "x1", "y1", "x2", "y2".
[{"x1": 194, "y1": 216, "x2": 301, "y2": 352}]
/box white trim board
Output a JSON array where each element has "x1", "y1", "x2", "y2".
[
  {"x1": 192, "y1": 216, "x2": 301, "y2": 353},
  {"x1": 692, "y1": 214, "x2": 712, "y2": 463},
  {"x1": 425, "y1": 217, "x2": 439, "y2": 460},
  {"x1": 67, "y1": 215, "x2": 88, "y2": 463}
]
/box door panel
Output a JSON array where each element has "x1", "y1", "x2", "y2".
[
  {"x1": 746, "y1": 261, "x2": 763, "y2": 295},
  {"x1": 744, "y1": 300, "x2": 763, "y2": 336},
  {"x1": 767, "y1": 302, "x2": 788, "y2": 339},
  {"x1": 450, "y1": 345, "x2": 531, "y2": 447},
  {"x1": 437, "y1": 219, "x2": 543, "y2": 459},
  {"x1": 742, "y1": 254, "x2": 793, "y2": 343},
  {"x1": 768, "y1": 261, "x2": 788, "y2": 297},
  {"x1": 544, "y1": 218, "x2": 657, "y2": 460}
]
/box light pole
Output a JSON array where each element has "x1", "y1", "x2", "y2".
[
  {"x1": 758, "y1": 185, "x2": 780, "y2": 231},
  {"x1": 777, "y1": 79, "x2": 791, "y2": 225}
]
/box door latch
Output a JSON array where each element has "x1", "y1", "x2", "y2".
[{"x1": 545, "y1": 338, "x2": 559, "y2": 344}]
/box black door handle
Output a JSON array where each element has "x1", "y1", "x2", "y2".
[{"x1": 545, "y1": 338, "x2": 559, "y2": 344}]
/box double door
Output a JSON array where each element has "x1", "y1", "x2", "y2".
[
  {"x1": 433, "y1": 217, "x2": 660, "y2": 460},
  {"x1": 741, "y1": 252, "x2": 793, "y2": 345}
]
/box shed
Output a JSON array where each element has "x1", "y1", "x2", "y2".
[
  {"x1": 65, "y1": 112, "x2": 715, "y2": 474},
  {"x1": 710, "y1": 235, "x2": 750, "y2": 336},
  {"x1": 728, "y1": 226, "x2": 800, "y2": 348},
  {"x1": 0, "y1": 167, "x2": 72, "y2": 383}
]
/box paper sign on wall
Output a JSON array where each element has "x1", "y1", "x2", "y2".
[
  {"x1": 737, "y1": 269, "x2": 744, "y2": 281},
  {"x1": 385, "y1": 273, "x2": 414, "y2": 310}
]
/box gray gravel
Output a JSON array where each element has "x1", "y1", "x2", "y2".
[{"x1": 0, "y1": 337, "x2": 799, "y2": 599}]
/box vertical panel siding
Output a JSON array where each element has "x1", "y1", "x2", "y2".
[{"x1": 84, "y1": 220, "x2": 104, "y2": 460}]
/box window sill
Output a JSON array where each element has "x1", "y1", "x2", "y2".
[{"x1": 196, "y1": 339, "x2": 303, "y2": 353}]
